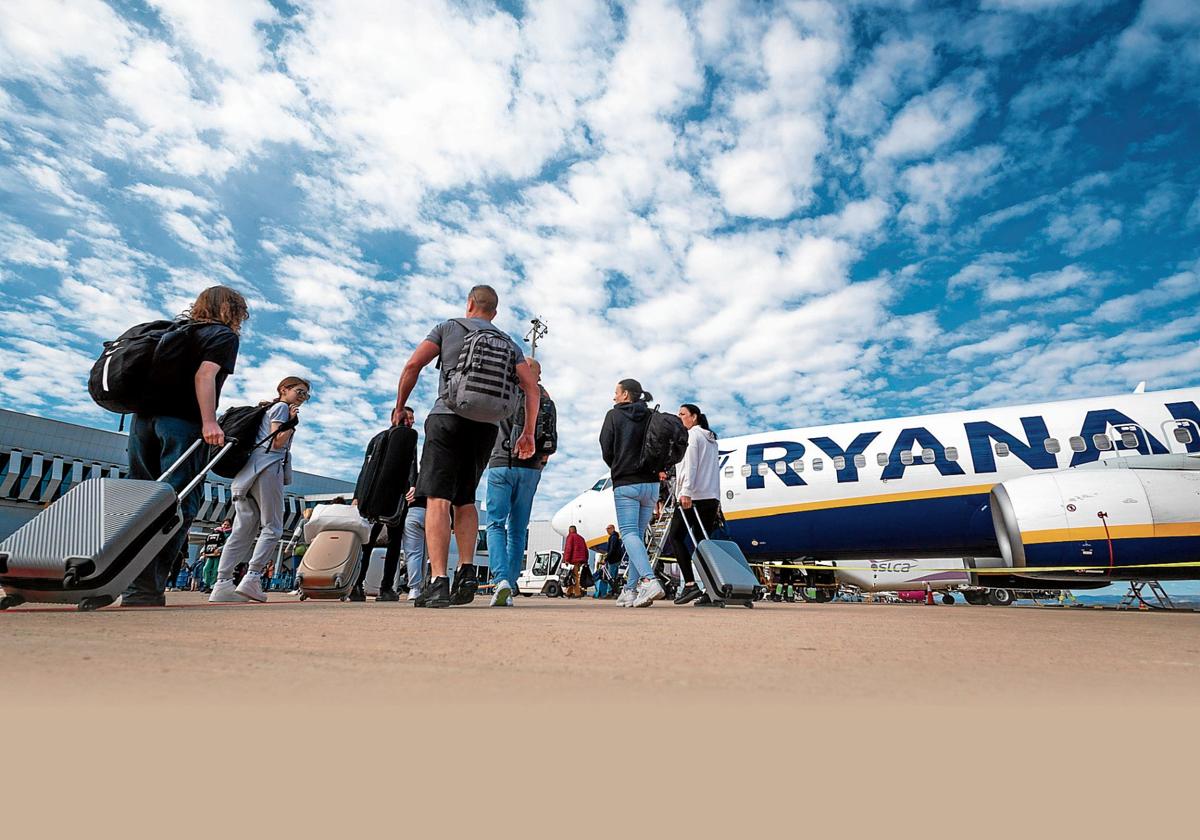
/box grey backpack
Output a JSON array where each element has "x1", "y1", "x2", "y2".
[{"x1": 443, "y1": 319, "x2": 521, "y2": 423}]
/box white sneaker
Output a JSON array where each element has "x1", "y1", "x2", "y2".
[
  {"x1": 632, "y1": 578, "x2": 665, "y2": 608},
  {"x1": 408, "y1": 589, "x2": 422, "y2": 602},
  {"x1": 235, "y1": 574, "x2": 267, "y2": 603},
  {"x1": 489, "y1": 580, "x2": 513, "y2": 607},
  {"x1": 616, "y1": 588, "x2": 637, "y2": 607},
  {"x1": 209, "y1": 580, "x2": 248, "y2": 603}
]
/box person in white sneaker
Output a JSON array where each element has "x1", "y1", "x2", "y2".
[
  {"x1": 600, "y1": 379, "x2": 666, "y2": 609},
  {"x1": 210, "y1": 377, "x2": 310, "y2": 604},
  {"x1": 489, "y1": 578, "x2": 513, "y2": 607}
]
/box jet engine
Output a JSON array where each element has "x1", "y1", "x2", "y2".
[{"x1": 990, "y1": 463, "x2": 1200, "y2": 579}]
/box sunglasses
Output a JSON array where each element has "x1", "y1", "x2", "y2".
[{"x1": 292, "y1": 387, "x2": 310, "y2": 399}]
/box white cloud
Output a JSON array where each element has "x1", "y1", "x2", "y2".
[
  {"x1": 709, "y1": 16, "x2": 842, "y2": 218},
  {"x1": 947, "y1": 323, "x2": 1039, "y2": 361},
  {"x1": 127, "y1": 183, "x2": 239, "y2": 264},
  {"x1": 1109, "y1": 0, "x2": 1200, "y2": 84},
  {"x1": 1046, "y1": 203, "x2": 1122, "y2": 255},
  {"x1": 1093, "y1": 268, "x2": 1199, "y2": 322},
  {"x1": 0, "y1": 218, "x2": 69, "y2": 270},
  {"x1": 835, "y1": 36, "x2": 936, "y2": 138},
  {"x1": 149, "y1": 0, "x2": 278, "y2": 76},
  {"x1": 898, "y1": 144, "x2": 1006, "y2": 227},
  {"x1": 0, "y1": 0, "x2": 132, "y2": 81},
  {"x1": 875, "y1": 73, "x2": 986, "y2": 161},
  {"x1": 981, "y1": 0, "x2": 1114, "y2": 11}
]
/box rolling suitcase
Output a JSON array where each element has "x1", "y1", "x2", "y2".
[
  {"x1": 304, "y1": 504, "x2": 371, "y2": 543},
  {"x1": 0, "y1": 438, "x2": 234, "y2": 611},
  {"x1": 356, "y1": 425, "x2": 417, "y2": 525},
  {"x1": 680, "y1": 504, "x2": 762, "y2": 608},
  {"x1": 296, "y1": 530, "x2": 362, "y2": 601}
]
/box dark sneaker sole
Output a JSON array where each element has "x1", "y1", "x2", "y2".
[
  {"x1": 673, "y1": 586, "x2": 704, "y2": 606},
  {"x1": 448, "y1": 579, "x2": 478, "y2": 606}
]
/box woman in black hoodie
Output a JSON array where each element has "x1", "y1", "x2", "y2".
[{"x1": 599, "y1": 379, "x2": 666, "y2": 608}]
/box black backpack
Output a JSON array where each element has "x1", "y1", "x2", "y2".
[
  {"x1": 638, "y1": 406, "x2": 689, "y2": 474},
  {"x1": 356, "y1": 425, "x2": 418, "y2": 525},
  {"x1": 88, "y1": 320, "x2": 176, "y2": 414},
  {"x1": 89, "y1": 319, "x2": 205, "y2": 416},
  {"x1": 210, "y1": 404, "x2": 297, "y2": 479},
  {"x1": 507, "y1": 386, "x2": 557, "y2": 463},
  {"x1": 442, "y1": 319, "x2": 521, "y2": 423}
]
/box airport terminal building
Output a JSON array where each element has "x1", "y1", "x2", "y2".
[{"x1": 0, "y1": 408, "x2": 355, "y2": 551}]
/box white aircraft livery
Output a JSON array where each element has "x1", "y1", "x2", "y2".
[{"x1": 552, "y1": 387, "x2": 1200, "y2": 587}]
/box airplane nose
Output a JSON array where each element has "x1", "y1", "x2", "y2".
[{"x1": 551, "y1": 500, "x2": 572, "y2": 537}]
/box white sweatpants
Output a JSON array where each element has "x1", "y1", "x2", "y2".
[{"x1": 216, "y1": 459, "x2": 286, "y2": 581}]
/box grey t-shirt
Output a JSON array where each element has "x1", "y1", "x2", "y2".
[
  {"x1": 426, "y1": 317, "x2": 525, "y2": 421},
  {"x1": 487, "y1": 386, "x2": 547, "y2": 471}
]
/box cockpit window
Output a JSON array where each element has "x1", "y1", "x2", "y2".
[{"x1": 590, "y1": 477, "x2": 611, "y2": 492}]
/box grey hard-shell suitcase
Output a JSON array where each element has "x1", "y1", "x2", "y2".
[
  {"x1": 0, "y1": 439, "x2": 234, "y2": 611},
  {"x1": 680, "y1": 505, "x2": 762, "y2": 608},
  {"x1": 296, "y1": 530, "x2": 362, "y2": 601}
]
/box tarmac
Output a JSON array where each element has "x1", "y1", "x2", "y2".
[
  {"x1": 3, "y1": 592, "x2": 1199, "y2": 710},
  {"x1": 3, "y1": 593, "x2": 1198, "y2": 834}
]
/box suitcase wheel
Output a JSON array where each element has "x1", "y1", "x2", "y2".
[
  {"x1": 0, "y1": 594, "x2": 25, "y2": 610},
  {"x1": 78, "y1": 595, "x2": 115, "y2": 612}
]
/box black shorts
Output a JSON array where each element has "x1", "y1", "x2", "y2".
[{"x1": 415, "y1": 413, "x2": 499, "y2": 507}]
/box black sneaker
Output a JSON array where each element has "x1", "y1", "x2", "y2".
[
  {"x1": 376, "y1": 588, "x2": 399, "y2": 603},
  {"x1": 119, "y1": 593, "x2": 166, "y2": 608},
  {"x1": 448, "y1": 564, "x2": 478, "y2": 605},
  {"x1": 348, "y1": 585, "x2": 366, "y2": 602},
  {"x1": 414, "y1": 576, "x2": 450, "y2": 608},
  {"x1": 673, "y1": 583, "x2": 703, "y2": 605}
]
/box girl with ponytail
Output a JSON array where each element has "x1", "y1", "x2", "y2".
[
  {"x1": 210, "y1": 376, "x2": 311, "y2": 603},
  {"x1": 667, "y1": 403, "x2": 723, "y2": 605}
]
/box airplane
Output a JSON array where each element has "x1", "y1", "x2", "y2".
[{"x1": 551, "y1": 386, "x2": 1200, "y2": 595}]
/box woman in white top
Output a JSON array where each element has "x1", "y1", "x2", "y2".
[
  {"x1": 667, "y1": 403, "x2": 723, "y2": 606},
  {"x1": 210, "y1": 376, "x2": 310, "y2": 603}
]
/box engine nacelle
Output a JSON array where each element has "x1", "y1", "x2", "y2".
[{"x1": 990, "y1": 468, "x2": 1200, "y2": 577}]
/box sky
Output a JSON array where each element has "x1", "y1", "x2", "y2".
[{"x1": 0, "y1": 0, "x2": 1198, "y2": 522}]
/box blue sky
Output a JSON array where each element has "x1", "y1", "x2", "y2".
[{"x1": 1, "y1": 0, "x2": 1198, "y2": 526}]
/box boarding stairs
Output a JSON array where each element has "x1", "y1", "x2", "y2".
[
  {"x1": 645, "y1": 495, "x2": 677, "y2": 566},
  {"x1": 1117, "y1": 580, "x2": 1176, "y2": 610}
]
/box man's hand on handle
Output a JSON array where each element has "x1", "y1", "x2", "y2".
[{"x1": 202, "y1": 420, "x2": 225, "y2": 447}]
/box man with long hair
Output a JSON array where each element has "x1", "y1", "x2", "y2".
[{"x1": 120, "y1": 285, "x2": 248, "y2": 607}]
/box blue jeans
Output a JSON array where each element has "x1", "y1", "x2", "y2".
[
  {"x1": 613, "y1": 482, "x2": 657, "y2": 586},
  {"x1": 485, "y1": 467, "x2": 542, "y2": 587},
  {"x1": 125, "y1": 414, "x2": 206, "y2": 598},
  {"x1": 404, "y1": 505, "x2": 427, "y2": 596}
]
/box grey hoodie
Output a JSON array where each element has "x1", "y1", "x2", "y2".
[{"x1": 676, "y1": 425, "x2": 720, "y2": 500}]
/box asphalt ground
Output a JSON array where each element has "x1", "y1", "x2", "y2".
[
  {"x1": 4, "y1": 591, "x2": 1200, "y2": 709},
  {"x1": 3, "y1": 593, "x2": 1198, "y2": 835}
]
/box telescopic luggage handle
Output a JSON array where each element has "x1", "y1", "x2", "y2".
[
  {"x1": 179, "y1": 439, "x2": 238, "y2": 499},
  {"x1": 154, "y1": 437, "x2": 238, "y2": 497},
  {"x1": 674, "y1": 492, "x2": 711, "y2": 550}
]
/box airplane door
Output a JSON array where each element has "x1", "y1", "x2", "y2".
[{"x1": 1161, "y1": 419, "x2": 1200, "y2": 454}]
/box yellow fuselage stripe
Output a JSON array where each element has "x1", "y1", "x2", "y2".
[
  {"x1": 1020, "y1": 522, "x2": 1200, "y2": 545},
  {"x1": 723, "y1": 483, "x2": 998, "y2": 521}
]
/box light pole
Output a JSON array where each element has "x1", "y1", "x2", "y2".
[{"x1": 525, "y1": 317, "x2": 548, "y2": 359}]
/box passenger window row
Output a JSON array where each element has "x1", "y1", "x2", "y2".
[{"x1": 722, "y1": 426, "x2": 1198, "y2": 479}]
